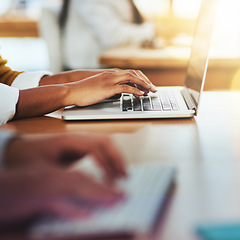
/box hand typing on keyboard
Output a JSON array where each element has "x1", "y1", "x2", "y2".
[{"x1": 66, "y1": 69, "x2": 157, "y2": 108}]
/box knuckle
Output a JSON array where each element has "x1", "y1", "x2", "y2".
[
  {"x1": 126, "y1": 72, "x2": 133, "y2": 77},
  {"x1": 126, "y1": 69, "x2": 134, "y2": 74}
]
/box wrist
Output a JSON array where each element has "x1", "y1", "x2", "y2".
[{"x1": 58, "y1": 84, "x2": 74, "y2": 107}]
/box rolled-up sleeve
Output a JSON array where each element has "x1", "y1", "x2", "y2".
[
  {"x1": 0, "y1": 83, "x2": 19, "y2": 126},
  {"x1": 0, "y1": 55, "x2": 52, "y2": 89},
  {"x1": 11, "y1": 71, "x2": 53, "y2": 90}
]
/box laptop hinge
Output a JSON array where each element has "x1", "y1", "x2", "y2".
[{"x1": 181, "y1": 87, "x2": 197, "y2": 112}]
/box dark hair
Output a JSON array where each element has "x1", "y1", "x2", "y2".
[
  {"x1": 130, "y1": 0, "x2": 144, "y2": 24},
  {"x1": 59, "y1": 0, "x2": 70, "y2": 29}
]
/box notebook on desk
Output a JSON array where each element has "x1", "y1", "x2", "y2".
[
  {"x1": 62, "y1": 0, "x2": 218, "y2": 121},
  {"x1": 30, "y1": 163, "x2": 175, "y2": 239}
]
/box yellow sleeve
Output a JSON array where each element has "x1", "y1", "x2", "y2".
[{"x1": 0, "y1": 55, "x2": 23, "y2": 86}]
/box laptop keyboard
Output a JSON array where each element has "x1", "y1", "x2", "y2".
[{"x1": 122, "y1": 91, "x2": 179, "y2": 112}]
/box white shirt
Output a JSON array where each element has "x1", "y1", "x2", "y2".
[
  {"x1": 0, "y1": 83, "x2": 19, "y2": 126},
  {"x1": 11, "y1": 71, "x2": 52, "y2": 90},
  {"x1": 64, "y1": 0, "x2": 155, "y2": 69},
  {"x1": 0, "y1": 71, "x2": 52, "y2": 166},
  {"x1": 0, "y1": 71, "x2": 52, "y2": 126}
]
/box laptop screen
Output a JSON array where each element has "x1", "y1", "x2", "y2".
[{"x1": 184, "y1": 0, "x2": 218, "y2": 112}]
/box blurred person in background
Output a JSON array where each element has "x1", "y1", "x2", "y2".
[{"x1": 40, "y1": 0, "x2": 156, "y2": 72}]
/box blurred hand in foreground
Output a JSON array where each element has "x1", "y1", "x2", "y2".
[
  {"x1": 0, "y1": 167, "x2": 124, "y2": 227},
  {"x1": 4, "y1": 132, "x2": 127, "y2": 182}
]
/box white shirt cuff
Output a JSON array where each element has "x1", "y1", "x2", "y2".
[
  {"x1": 0, "y1": 84, "x2": 19, "y2": 126},
  {"x1": 0, "y1": 131, "x2": 18, "y2": 168},
  {"x1": 11, "y1": 71, "x2": 53, "y2": 90}
]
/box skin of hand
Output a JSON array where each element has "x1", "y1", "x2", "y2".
[
  {"x1": 42, "y1": 68, "x2": 156, "y2": 102},
  {"x1": 39, "y1": 68, "x2": 121, "y2": 85},
  {"x1": 41, "y1": 68, "x2": 157, "y2": 99},
  {"x1": 65, "y1": 69, "x2": 157, "y2": 107},
  {"x1": 39, "y1": 68, "x2": 154, "y2": 89},
  {"x1": 0, "y1": 167, "x2": 125, "y2": 227},
  {"x1": 14, "y1": 69, "x2": 156, "y2": 120},
  {"x1": 40, "y1": 68, "x2": 156, "y2": 99},
  {"x1": 4, "y1": 132, "x2": 127, "y2": 182}
]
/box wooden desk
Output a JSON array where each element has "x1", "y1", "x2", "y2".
[
  {"x1": 1, "y1": 91, "x2": 240, "y2": 240},
  {"x1": 100, "y1": 46, "x2": 240, "y2": 91}
]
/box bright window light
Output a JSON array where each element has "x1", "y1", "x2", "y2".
[
  {"x1": 172, "y1": 0, "x2": 201, "y2": 18},
  {"x1": 211, "y1": 0, "x2": 240, "y2": 57},
  {"x1": 134, "y1": 0, "x2": 170, "y2": 17}
]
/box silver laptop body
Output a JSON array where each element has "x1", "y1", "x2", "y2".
[{"x1": 62, "y1": 0, "x2": 217, "y2": 121}]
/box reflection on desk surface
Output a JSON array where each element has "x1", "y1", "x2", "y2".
[{"x1": 1, "y1": 92, "x2": 240, "y2": 240}]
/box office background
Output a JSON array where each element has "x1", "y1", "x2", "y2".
[{"x1": 0, "y1": 0, "x2": 240, "y2": 88}]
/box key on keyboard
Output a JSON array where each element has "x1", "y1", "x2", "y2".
[{"x1": 122, "y1": 91, "x2": 179, "y2": 112}]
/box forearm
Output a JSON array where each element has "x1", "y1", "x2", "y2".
[
  {"x1": 13, "y1": 84, "x2": 70, "y2": 120},
  {"x1": 39, "y1": 70, "x2": 105, "y2": 86}
]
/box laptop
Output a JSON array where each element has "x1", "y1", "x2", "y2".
[
  {"x1": 30, "y1": 161, "x2": 175, "y2": 239},
  {"x1": 62, "y1": 0, "x2": 218, "y2": 121}
]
